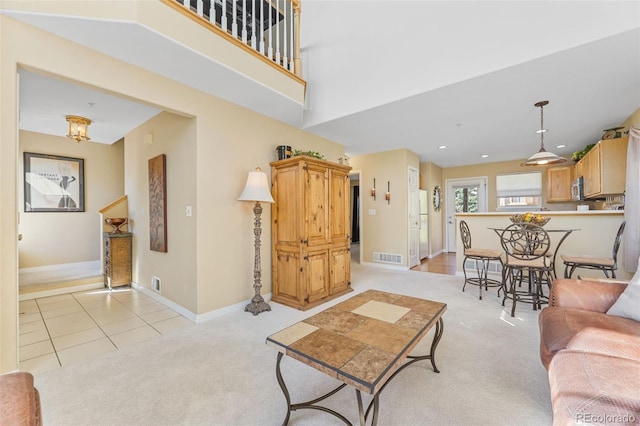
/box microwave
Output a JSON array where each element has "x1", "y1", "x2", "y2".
[{"x1": 571, "y1": 176, "x2": 584, "y2": 201}]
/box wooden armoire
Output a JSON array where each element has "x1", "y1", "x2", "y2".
[{"x1": 270, "y1": 156, "x2": 352, "y2": 310}]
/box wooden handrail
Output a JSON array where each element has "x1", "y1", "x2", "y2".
[{"x1": 98, "y1": 195, "x2": 127, "y2": 214}]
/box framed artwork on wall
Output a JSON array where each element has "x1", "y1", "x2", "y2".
[
  {"x1": 23, "y1": 152, "x2": 85, "y2": 212},
  {"x1": 149, "y1": 154, "x2": 168, "y2": 252}
]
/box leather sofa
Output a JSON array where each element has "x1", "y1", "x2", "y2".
[
  {"x1": 539, "y1": 279, "x2": 640, "y2": 425},
  {"x1": 0, "y1": 372, "x2": 42, "y2": 425}
]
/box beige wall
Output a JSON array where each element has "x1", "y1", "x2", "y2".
[
  {"x1": 350, "y1": 149, "x2": 419, "y2": 268},
  {"x1": 621, "y1": 107, "x2": 640, "y2": 129},
  {"x1": 125, "y1": 112, "x2": 198, "y2": 313},
  {"x1": 0, "y1": 16, "x2": 344, "y2": 373},
  {"x1": 18, "y1": 131, "x2": 124, "y2": 269}
]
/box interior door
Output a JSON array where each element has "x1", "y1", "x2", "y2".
[
  {"x1": 408, "y1": 167, "x2": 420, "y2": 268},
  {"x1": 446, "y1": 177, "x2": 487, "y2": 252}
]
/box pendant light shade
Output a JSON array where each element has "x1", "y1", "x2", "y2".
[
  {"x1": 522, "y1": 101, "x2": 567, "y2": 166},
  {"x1": 66, "y1": 115, "x2": 91, "y2": 143}
]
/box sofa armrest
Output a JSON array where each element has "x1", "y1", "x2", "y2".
[
  {"x1": 567, "y1": 327, "x2": 640, "y2": 361},
  {"x1": 550, "y1": 279, "x2": 627, "y2": 313},
  {"x1": 0, "y1": 372, "x2": 41, "y2": 426}
]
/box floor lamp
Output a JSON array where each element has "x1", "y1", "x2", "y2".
[{"x1": 238, "y1": 167, "x2": 275, "y2": 315}]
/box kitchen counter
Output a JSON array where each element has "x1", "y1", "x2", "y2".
[{"x1": 455, "y1": 211, "x2": 630, "y2": 280}]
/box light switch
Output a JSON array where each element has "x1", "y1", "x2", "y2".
[
  {"x1": 368, "y1": 209, "x2": 376, "y2": 216},
  {"x1": 185, "y1": 205, "x2": 192, "y2": 217}
]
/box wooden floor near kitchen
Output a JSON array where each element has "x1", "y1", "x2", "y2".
[{"x1": 411, "y1": 253, "x2": 457, "y2": 275}]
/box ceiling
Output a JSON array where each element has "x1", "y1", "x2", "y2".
[{"x1": 8, "y1": 1, "x2": 640, "y2": 167}]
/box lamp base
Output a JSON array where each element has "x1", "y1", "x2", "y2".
[{"x1": 245, "y1": 297, "x2": 271, "y2": 316}]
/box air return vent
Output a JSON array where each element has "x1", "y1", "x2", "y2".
[
  {"x1": 373, "y1": 252, "x2": 403, "y2": 265},
  {"x1": 464, "y1": 259, "x2": 503, "y2": 273}
]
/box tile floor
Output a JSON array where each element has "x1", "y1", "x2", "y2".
[{"x1": 18, "y1": 287, "x2": 194, "y2": 375}]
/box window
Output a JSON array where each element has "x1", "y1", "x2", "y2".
[{"x1": 496, "y1": 172, "x2": 542, "y2": 211}]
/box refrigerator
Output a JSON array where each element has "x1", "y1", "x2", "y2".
[{"x1": 419, "y1": 190, "x2": 429, "y2": 259}]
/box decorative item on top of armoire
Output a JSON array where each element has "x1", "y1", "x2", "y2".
[
  {"x1": 271, "y1": 156, "x2": 352, "y2": 310},
  {"x1": 148, "y1": 154, "x2": 167, "y2": 252},
  {"x1": 104, "y1": 232, "x2": 132, "y2": 290},
  {"x1": 237, "y1": 167, "x2": 275, "y2": 315}
]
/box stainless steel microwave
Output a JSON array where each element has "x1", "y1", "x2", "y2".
[{"x1": 571, "y1": 176, "x2": 584, "y2": 201}]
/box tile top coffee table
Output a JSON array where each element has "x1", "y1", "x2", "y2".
[{"x1": 266, "y1": 289, "x2": 447, "y2": 425}]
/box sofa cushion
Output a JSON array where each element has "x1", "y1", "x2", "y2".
[
  {"x1": 607, "y1": 281, "x2": 640, "y2": 321},
  {"x1": 539, "y1": 306, "x2": 640, "y2": 369},
  {"x1": 548, "y1": 350, "x2": 640, "y2": 426}
]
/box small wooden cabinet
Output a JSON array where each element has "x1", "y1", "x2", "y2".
[
  {"x1": 271, "y1": 156, "x2": 352, "y2": 310},
  {"x1": 546, "y1": 166, "x2": 573, "y2": 202},
  {"x1": 104, "y1": 232, "x2": 132, "y2": 288},
  {"x1": 579, "y1": 137, "x2": 628, "y2": 199}
]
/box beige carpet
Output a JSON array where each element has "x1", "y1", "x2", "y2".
[{"x1": 34, "y1": 262, "x2": 552, "y2": 425}]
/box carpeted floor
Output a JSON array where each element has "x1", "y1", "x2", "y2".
[{"x1": 34, "y1": 262, "x2": 552, "y2": 425}]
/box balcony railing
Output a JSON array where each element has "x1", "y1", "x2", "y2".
[{"x1": 172, "y1": 0, "x2": 301, "y2": 77}]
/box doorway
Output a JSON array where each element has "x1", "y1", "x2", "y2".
[
  {"x1": 445, "y1": 177, "x2": 488, "y2": 252},
  {"x1": 349, "y1": 171, "x2": 362, "y2": 264}
]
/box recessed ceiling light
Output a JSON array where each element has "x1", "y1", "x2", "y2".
[
  {"x1": 481, "y1": 154, "x2": 489, "y2": 158},
  {"x1": 438, "y1": 145, "x2": 447, "y2": 149},
  {"x1": 556, "y1": 144, "x2": 567, "y2": 148}
]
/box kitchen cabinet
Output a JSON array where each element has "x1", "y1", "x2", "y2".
[
  {"x1": 546, "y1": 166, "x2": 573, "y2": 202},
  {"x1": 580, "y1": 137, "x2": 628, "y2": 198},
  {"x1": 271, "y1": 156, "x2": 352, "y2": 310},
  {"x1": 104, "y1": 232, "x2": 132, "y2": 288}
]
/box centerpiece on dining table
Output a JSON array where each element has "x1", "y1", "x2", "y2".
[{"x1": 509, "y1": 212, "x2": 551, "y2": 227}]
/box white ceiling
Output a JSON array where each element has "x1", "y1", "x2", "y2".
[{"x1": 7, "y1": 1, "x2": 640, "y2": 167}]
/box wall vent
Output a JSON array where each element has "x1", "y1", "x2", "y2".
[
  {"x1": 373, "y1": 252, "x2": 403, "y2": 265},
  {"x1": 463, "y1": 259, "x2": 503, "y2": 274},
  {"x1": 152, "y1": 276, "x2": 161, "y2": 292}
]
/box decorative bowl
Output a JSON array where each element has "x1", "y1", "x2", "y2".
[
  {"x1": 105, "y1": 217, "x2": 128, "y2": 233},
  {"x1": 509, "y1": 213, "x2": 550, "y2": 227}
]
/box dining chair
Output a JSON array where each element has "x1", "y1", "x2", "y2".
[
  {"x1": 459, "y1": 220, "x2": 504, "y2": 300},
  {"x1": 499, "y1": 223, "x2": 553, "y2": 317},
  {"x1": 561, "y1": 221, "x2": 626, "y2": 279}
]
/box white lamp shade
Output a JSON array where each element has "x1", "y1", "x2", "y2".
[
  {"x1": 238, "y1": 169, "x2": 275, "y2": 203},
  {"x1": 522, "y1": 149, "x2": 567, "y2": 166}
]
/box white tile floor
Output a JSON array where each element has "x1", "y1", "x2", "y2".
[{"x1": 18, "y1": 287, "x2": 194, "y2": 375}]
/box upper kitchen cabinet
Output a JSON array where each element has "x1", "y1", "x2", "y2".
[
  {"x1": 546, "y1": 166, "x2": 573, "y2": 202},
  {"x1": 580, "y1": 137, "x2": 628, "y2": 199}
]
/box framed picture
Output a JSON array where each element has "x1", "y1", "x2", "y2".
[
  {"x1": 148, "y1": 154, "x2": 167, "y2": 252},
  {"x1": 24, "y1": 152, "x2": 85, "y2": 212}
]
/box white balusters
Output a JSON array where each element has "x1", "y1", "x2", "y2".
[
  {"x1": 267, "y1": 0, "x2": 273, "y2": 59},
  {"x1": 251, "y1": 0, "x2": 256, "y2": 49},
  {"x1": 209, "y1": 0, "x2": 216, "y2": 25},
  {"x1": 259, "y1": 0, "x2": 265, "y2": 54},
  {"x1": 232, "y1": 0, "x2": 238, "y2": 37},
  {"x1": 275, "y1": 0, "x2": 281, "y2": 65},
  {"x1": 282, "y1": 0, "x2": 288, "y2": 69},
  {"x1": 222, "y1": 0, "x2": 227, "y2": 32},
  {"x1": 241, "y1": 0, "x2": 247, "y2": 43},
  {"x1": 172, "y1": 0, "x2": 300, "y2": 75}
]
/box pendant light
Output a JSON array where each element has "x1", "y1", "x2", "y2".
[
  {"x1": 66, "y1": 115, "x2": 91, "y2": 143},
  {"x1": 522, "y1": 100, "x2": 566, "y2": 166}
]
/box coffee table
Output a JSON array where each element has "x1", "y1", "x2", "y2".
[{"x1": 266, "y1": 289, "x2": 447, "y2": 425}]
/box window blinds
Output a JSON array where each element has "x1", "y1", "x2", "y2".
[{"x1": 496, "y1": 172, "x2": 542, "y2": 197}]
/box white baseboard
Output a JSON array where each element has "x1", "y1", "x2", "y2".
[
  {"x1": 428, "y1": 249, "x2": 445, "y2": 259},
  {"x1": 19, "y1": 281, "x2": 104, "y2": 301},
  {"x1": 19, "y1": 260, "x2": 100, "y2": 274},
  {"x1": 361, "y1": 261, "x2": 410, "y2": 271},
  {"x1": 131, "y1": 282, "x2": 273, "y2": 324}
]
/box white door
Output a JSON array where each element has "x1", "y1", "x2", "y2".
[
  {"x1": 408, "y1": 167, "x2": 420, "y2": 268},
  {"x1": 445, "y1": 177, "x2": 487, "y2": 252}
]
